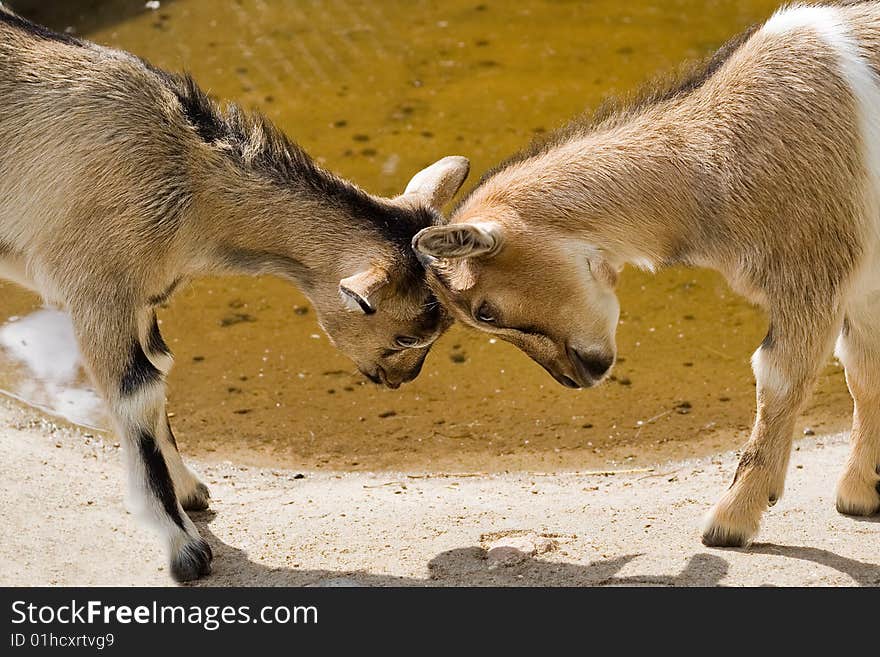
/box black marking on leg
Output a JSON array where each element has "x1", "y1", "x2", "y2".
[
  {"x1": 120, "y1": 340, "x2": 162, "y2": 396},
  {"x1": 147, "y1": 314, "x2": 171, "y2": 358},
  {"x1": 148, "y1": 277, "x2": 183, "y2": 306},
  {"x1": 165, "y1": 417, "x2": 179, "y2": 450},
  {"x1": 180, "y1": 482, "x2": 211, "y2": 512},
  {"x1": 760, "y1": 323, "x2": 775, "y2": 350},
  {"x1": 163, "y1": 420, "x2": 210, "y2": 511},
  {"x1": 170, "y1": 538, "x2": 213, "y2": 582},
  {"x1": 731, "y1": 449, "x2": 759, "y2": 486},
  {"x1": 138, "y1": 431, "x2": 185, "y2": 531},
  {"x1": 842, "y1": 316, "x2": 851, "y2": 338}
]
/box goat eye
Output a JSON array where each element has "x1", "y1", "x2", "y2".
[
  {"x1": 395, "y1": 335, "x2": 420, "y2": 348},
  {"x1": 475, "y1": 303, "x2": 497, "y2": 324}
]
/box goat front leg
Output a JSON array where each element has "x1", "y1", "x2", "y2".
[
  {"x1": 702, "y1": 308, "x2": 840, "y2": 547},
  {"x1": 141, "y1": 311, "x2": 210, "y2": 511},
  {"x1": 835, "y1": 302, "x2": 880, "y2": 516},
  {"x1": 73, "y1": 303, "x2": 212, "y2": 581}
]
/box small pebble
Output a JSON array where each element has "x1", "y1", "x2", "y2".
[{"x1": 486, "y1": 533, "x2": 557, "y2": 567}]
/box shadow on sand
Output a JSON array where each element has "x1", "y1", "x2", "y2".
[
  {"x1": 178, "y1": 510, "x2": 880, "y2": 587},
  {"x1": 745, "y1": 542, "x2": 880, "y2": 586},
  {"x1": 185, "y1": 511, "x2": 880, "y2": 587}
]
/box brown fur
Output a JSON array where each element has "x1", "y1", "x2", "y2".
[
  {"x1": 416, "y1": 1, "x2": 880, "y2": 548},
  {"x1": 0, "y1": 7, "x2": 469, "y2": 580}
]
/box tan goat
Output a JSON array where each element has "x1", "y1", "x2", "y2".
[
  {"x1": 414, "y1": 1, "x2": 880, "y2": 547},
  {"x1": 0, "y1": 7, "x2": 469, "y2": 581}
]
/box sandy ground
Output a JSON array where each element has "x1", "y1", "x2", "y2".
[{"x1": 0, "y1": 398, "x2": 877, "y2": 587}]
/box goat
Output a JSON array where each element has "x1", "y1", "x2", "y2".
[
  {"x1": 0, "y1": 6, "x2": 469, "y2": 581},
  {"x1": 414, "y1": 1, "x2": 880, "y2": 548}
]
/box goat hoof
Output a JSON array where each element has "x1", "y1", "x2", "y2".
[
  {"x1": 701, "y1": 523, "x2": 752, "y2": 548},
  {"x1": 181, "y1": 482, "x2": 211, "y2": 511},
  {"x1": 701, "y1": 495, "x2": 760, "y2": 548},
  {"x1": 171, "y1": 538, "x2": 213, "y2": 582},
  {"x1": 836, "y1": 468, "x2": 880, "y2": 517}
]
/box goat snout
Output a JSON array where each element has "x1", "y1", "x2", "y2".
[
  {"x1": 361, "y1": 366, "x2": 403, "y2": 389},
  {"x1": 361, "y1": 367, "x2": 383, "y2": 385},
  {"x1": 566, "y1": 345, "x2": 614, "y2": 385}
]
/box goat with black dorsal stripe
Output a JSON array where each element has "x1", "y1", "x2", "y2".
[
  {"x1": 415, "y1": 2, "x2": 880, "y2": 548},
  {"x1": 0, "y1": 6, "x2": 468, "y2": 581}
]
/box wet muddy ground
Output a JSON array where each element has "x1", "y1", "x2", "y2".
[{"x1": 0, "y1": 0, "x2": 854, "y2": 472}]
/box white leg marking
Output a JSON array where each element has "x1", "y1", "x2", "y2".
[{"x1": 751, "y1": 346, "x2": 790, "y2": 396}]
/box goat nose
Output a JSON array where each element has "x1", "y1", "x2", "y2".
[{"x1": 570, "y1": 348, "x2": 613, "y2": 380}]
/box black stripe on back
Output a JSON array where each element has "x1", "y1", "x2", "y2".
[{"x1": 141, "y1": 67, "x2": 437, "y2": 253}]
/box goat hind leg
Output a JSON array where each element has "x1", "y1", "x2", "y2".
[
  {"x1": 835, "y1": 304, "x2": 880, "y2": 516},
  {"x1": 159, "y1": 418, "x2": 210, "y2": 511},
  {"x1": 142, "y1": 311, "x2": 210, "y2": 511}
]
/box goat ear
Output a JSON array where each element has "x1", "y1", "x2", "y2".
[
  {"x1": 412, "y1": 222, "x2": 503, "y2": 259},
  {"x1": 339, "y1": 267, "x2": 389, "y2": 314},
  {"x1": 402, "y1": 156, "x2": 470, "y2": 209}
]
